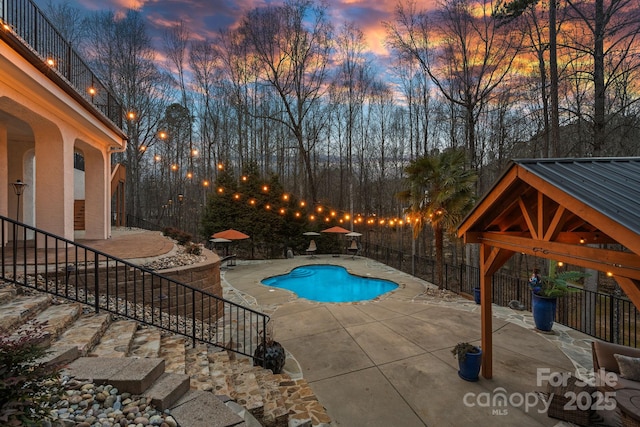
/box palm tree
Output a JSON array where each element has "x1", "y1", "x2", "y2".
[{"x1": 398, "y1": 149, "x2": 477, "y2": 289}]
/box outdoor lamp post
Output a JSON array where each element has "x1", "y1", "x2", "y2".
[{"x1": 11, "y1": 179, "x2": 26, "y2": 221}]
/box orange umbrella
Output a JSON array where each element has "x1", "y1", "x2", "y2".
[
  {"x1": 212, "y1": 229, "x2": 250, "y2": 240},
  {"x1": 321, "y1": 226, "x2": 350, "y2": 234}
]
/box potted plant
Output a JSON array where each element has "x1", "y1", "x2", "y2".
[
  {"x1": 530, "y1": 269, "x2": 587, "y2": 332},
  {"x1": 473, "y1": 287, "x2": 481, "y2": 304},
  {"x1": 452, "y1": 342, "x2": 482, "y2": 382},
  {"x1": 253, "y1": 322, "x2": 286, "y2": 374}
]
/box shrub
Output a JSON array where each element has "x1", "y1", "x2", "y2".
[
  {"x1": 0, "y1": 323, "x2": 62, "y2": 425},
  {"x1": 162, "y1": 227, "x2": 193, "y2": 245},
  {"x1": 184, "y1": 242, "x2": 202, "y2": 256}
]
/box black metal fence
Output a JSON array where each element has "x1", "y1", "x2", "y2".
[
  {"x1": 362, "y1": 241, "x2": 640, "y2": 347},
  {"x1": 0, "y1": 215, "x2": 269, "y2": 363},
  {"x1": 0, "y1": 0, "x2": 123, "y2": 128}
]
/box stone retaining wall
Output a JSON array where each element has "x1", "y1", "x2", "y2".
[{"x1": 61, "y1": 249, "x2": 224, "y2": 322}]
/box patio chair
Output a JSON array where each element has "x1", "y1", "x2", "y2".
[
  {"x1": 347, "y1": 239, "x2": 360, "y2": 258},
  {"x1": 306, "y1": 240, "x2": 317, "y2": 258}
]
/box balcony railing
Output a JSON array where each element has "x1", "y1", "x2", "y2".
[
  {"x1": 0, "y1": 215, "x2": 269, "y2": 364},
  {"x1": 0, "y1": 0, "x2": 123, "y2": 129}
]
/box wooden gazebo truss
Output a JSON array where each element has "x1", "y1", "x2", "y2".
[{"x1": 457, "y1": 158, "x2": 640, "y2": 379}]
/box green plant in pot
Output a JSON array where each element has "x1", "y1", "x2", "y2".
[
  {"x1": 452, "y1": 342, "x2": 482, "y2": 382},
  {"x1": 530, "y1": 267, "x2": 587, "y2": 332}
]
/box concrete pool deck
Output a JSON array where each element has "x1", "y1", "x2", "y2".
[{"x1": 222, "y1": 254, "x2": 601, "y2": 427}]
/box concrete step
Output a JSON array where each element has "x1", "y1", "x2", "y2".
[
  {"x1": 63, "y1": 356, "x2": 165, "y2": 395},
  {"x1": 89, "y1": 319, "x2": 138, "y2": 357},
  {"x1": 129, "y1": 326, "x2": 162, "y2": 358},
  {"x1": 160, "y1": 335, "x2": 186, "y2": 374},
  {"x1": 10, "y1": 301, "x2": 82, "y2": 346},
  {"x1": 51, "y1": 312, "x2": 111, "y2": 356},
  {"x1": 0, "y1": 293, "x2": 51, "y2": 331},
  {"x1": 143, "y1": 372, "x2": 191, "y2": 411},
  {"x1": 170, "y1": 390, "x2": 246, "y2": 427}
]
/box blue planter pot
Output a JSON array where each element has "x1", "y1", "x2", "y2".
[
  {"x1": 473, "y1": 288, "x2": 481, "y2": 304},
  {"x1": 458, "y1": 348, "x2": 482, "y2": 382},
  {"x1": 532, "y1": 293, "x2": 557, "y2": 332}
]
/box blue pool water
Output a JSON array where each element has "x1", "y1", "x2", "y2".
[{"x1": 261, "y1": 265, "x2": 399, "y2": 303}]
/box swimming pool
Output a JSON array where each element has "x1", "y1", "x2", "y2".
[{"x1": 261, "y1": 265, "x2": 399, "y2": 303}]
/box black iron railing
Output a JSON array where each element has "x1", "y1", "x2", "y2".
[
  {"x1": 0, "y1": 0, "x2": 123, "y2": 129},
  {"x1": 362, "y1": 241, "x2": 640, "y2": 348},
  {"x1": 0, "y1": 215, "x2": 269, "y2": 364}
]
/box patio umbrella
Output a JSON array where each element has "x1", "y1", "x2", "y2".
[
  {"x1": 210, "y1": 237, "x2": 232, "y2": 243},
  {"x1": 321, "y1": 226, "x2": 350, "y2": 234},
  {"x1": 212, "y1": 229, "x2": 250, "y2": 240},
  {"x1": 209, "y1": 237, "x2": 232, "y2": 254},
  {"x1": 345, "y1": 231, "x2": 362, "y2": 237},
  {"x1": 212, "y1": 229, "x2": 250, "y2": 256},
  {"x1": 303, "y1": 231, "x2": 321, "y2": 236}
]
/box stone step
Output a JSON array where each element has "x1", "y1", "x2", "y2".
[
  {"x1": 253, "y1": 369, "x2": 289, "y2": 427},
  {"x1": 129, "y1": 326, "x2": 162, "y2": 358},
  {"x1": 186, "y1": 344, "x2": 213, "y2": 391},
  {"x1": 89, "y1": 319, "x2": 138, "y2": 357},
  {"x1": 0, "y1": 284, "x2": 17, "y2": 305},
  {"x1": 208, "y1": 350, "x2": 236, "y2": 397},
  {"x1": 170, "y1": 390, "x2": 246, "y2": 427},
  {"x1": 51, "y1": 312, "x2": 111, "y2": 356},
  {"x1": 230, "y1": 358, "x2": 264, "y2": 422},
  {"x1": 63, "y1": 357, "x2": 165, "y2": 395},
  {"x1": 160, "y1": 335, "x2": 186, "y2": 374},
  {"x1": 280, "y1": 378, "x2": 331, "y2": 427},
  {"x1": 0, "y1": 293, "x2": 51, "y2": 331},
  {"x1": 10, "y1": 301, "x2": 82, "y2": 346},
  {"x1": 143, "y1": 372, "x2": 191, "y2": 411}
]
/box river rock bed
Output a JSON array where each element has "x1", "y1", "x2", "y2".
[{"x1": 45, "y1": 377, "x2": 178, "y2": 427}]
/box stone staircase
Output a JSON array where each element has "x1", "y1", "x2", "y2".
[{"x1": 0, "y1": 283, "x2": 331, "y2": 427}]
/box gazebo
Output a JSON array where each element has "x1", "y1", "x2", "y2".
[{"x1": 457, "y1": 157, "x2": 640, "y2": 378}]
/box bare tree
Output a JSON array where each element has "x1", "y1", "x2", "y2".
[
  {"x1": 565, "y1": 0, "x2": 640, "y2": 155},
  {"x1": 387, "y1": 0, "x2": 523, "y2": 169},
  {"x1": 44, "y1": 0, "x2": 85, "y2": 48},
  {"x1": 237, "y1": 0, "x2": 333, "y2": 202},
  {"x1": 84, "y1": 10, "x2": 170, "y2": 219},
  {"x1": 333, "y1": 22, "x2": 372, "y2": 227}
]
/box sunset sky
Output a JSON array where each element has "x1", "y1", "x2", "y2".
[{"x1": 35, "y1": 0, "x2": 437, "y2": 58}]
